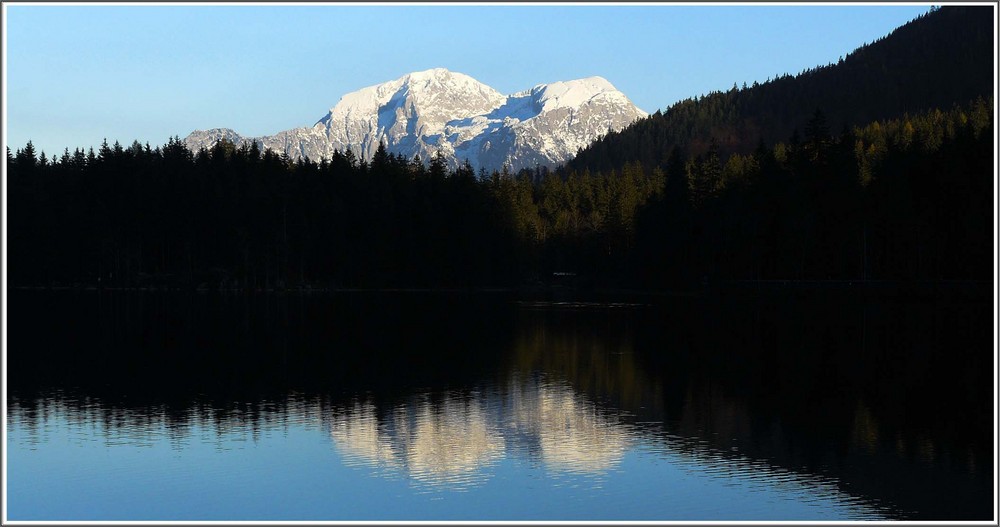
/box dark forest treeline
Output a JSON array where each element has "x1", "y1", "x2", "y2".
[
  {"x1": 5, "y1": 136, "x2": 661, "y2": 289},
  {"x1": 631, "y1": 99, "x2": 994, "y2": 287},
  {"x1": 7, "y1": 97, "x2": 992, "y2": 290},
  {"x1": 567, "y1": 6, "x2": 994, "y2": 173},
  {"x1": 9, "y1": 141, "x2": 502, "y2": 289}
]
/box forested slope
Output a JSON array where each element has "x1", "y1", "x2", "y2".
[{"x1": 567, "y1": 6, "x2": 994, "y2": 174}]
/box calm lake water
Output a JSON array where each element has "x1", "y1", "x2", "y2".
[{"x1": 6, "y1": 289, "x2": 994, "y2": 521}]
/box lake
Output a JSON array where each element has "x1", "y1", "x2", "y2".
[{"x1": 5, "y1": 289, "x2": 994, "y2": 521}]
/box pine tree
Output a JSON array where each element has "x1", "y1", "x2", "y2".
[
  {"x1": 371, "y1": 140, "x2": 389, "y2": 173},
  {"x1": 429, "y1": 150, "x2": 448, "y2": 179},
  {"x1": 16, "y1": 140, "x2": 37, "y2": 167}
]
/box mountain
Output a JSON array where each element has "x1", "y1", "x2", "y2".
[
  {"x1": 566, "y1": 6, "x2": 995, "y2": 174},
  {"x1": 184, "y1": 68, "x2": 646, "y2": 172}
]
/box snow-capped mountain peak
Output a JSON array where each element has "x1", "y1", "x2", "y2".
[
  {"x1": 320, "y1": 68, "x2": 505, "y2": 126},
  {"x1": 186, "y1": 68, "x2": 646, "y2": 172},
  {"x1": 530, "y1": 76, "x2": 620, "y2": 112}
]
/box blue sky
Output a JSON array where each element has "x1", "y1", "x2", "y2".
[{"x1": 4, "y1": 4, "x2": 931, "y2": 157}]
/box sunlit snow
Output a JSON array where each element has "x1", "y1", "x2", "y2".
[{"x1": 185, "y1": 68, "x2": 647, "y2": 172}]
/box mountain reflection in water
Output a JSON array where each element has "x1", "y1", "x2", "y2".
[
  {"x1": 328, "y1": 377, "x2": 631, "y2": 489},
  {"x1": 6, "y1": 290, "x2": 993, "y2": 520},
  {"x1": 331, "y1": 394, "x2": 505, "y2": 489},
  {"x1": 318, "y1": 374, "x2": 905, "y2": 521}
]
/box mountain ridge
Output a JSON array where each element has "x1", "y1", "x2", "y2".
[{"x1": 185, "y1": 68, "x2": 646, "y2": 172}]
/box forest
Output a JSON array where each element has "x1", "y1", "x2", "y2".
[
  {"x1": 567, "y1": 6, "x2": 993, "y2": 171},
  {"x1": 6, "y1": 6, "x2": 994, "y2": 293},
  {"x1": 6, "y1": 96, "x2": 992, "y2": 291}
]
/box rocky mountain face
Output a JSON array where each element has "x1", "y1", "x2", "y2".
[{"x1": 184, "y1": 68, "x2": 646, "y2": 172}]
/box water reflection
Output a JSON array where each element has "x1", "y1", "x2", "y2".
[
  {"x1": 330, "y1": 394, "x2": 505, "y2": 489},
  {"x1": 317, "y1": 374, "x2": 894, "y2": 520},
  {"x1": 328, "y1": 377, "x2": 631, "y2": 490},
  {"x1": 7, "y1": 290, "x2": 994, "y2": 520},
  {"x1": 506, "y1": 376, "x2": 630, "y2": 474},
  {"x1": 329, "y1": 401, "x2": 401, "y2": 470},
  {"x1": 403, "y1": 394, "x2": 505, "y2": 487}
]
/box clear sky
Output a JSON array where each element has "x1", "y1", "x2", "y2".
[{"x1": 3, "y1": 3, "x2": 932, "y2": 157}]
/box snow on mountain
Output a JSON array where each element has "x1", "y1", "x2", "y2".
[{"x1": 184, "y1": 68, "x2": 646, "y2": 172}]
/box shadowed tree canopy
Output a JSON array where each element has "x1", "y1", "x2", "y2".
[{"x1": 566, "y1": 6, "x2": 994, "y2": 174}]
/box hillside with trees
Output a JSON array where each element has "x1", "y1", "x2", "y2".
[{"x1": 567, "y1": 6, "x2": 994, "y2": 173}]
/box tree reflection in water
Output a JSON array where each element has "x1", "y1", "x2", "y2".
[{"x1": 7, "y1": 290, "x2": 993, "y2": 519}]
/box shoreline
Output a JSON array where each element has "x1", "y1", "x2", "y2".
[{"x1": 8, "y1": 279, "x2": 992, "y2": 302}]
